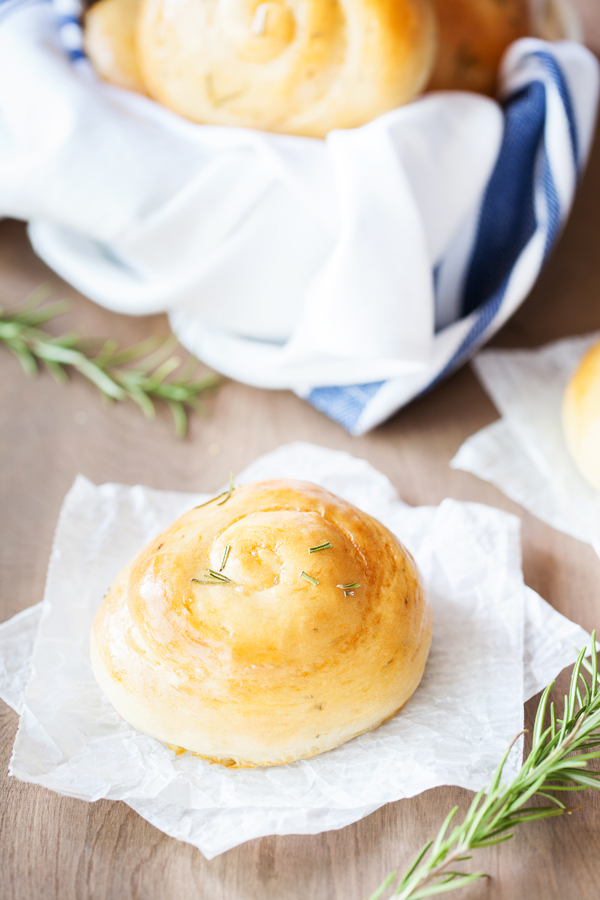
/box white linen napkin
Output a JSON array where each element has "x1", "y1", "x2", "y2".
[
  {"x1": 0, "y1": 443, "x2": 590, "y2": 858},
  {"x1": 452, "y1": 335, "x2": 600, "y2": 559},
  {"x1": 0, "y1": 0, "x2": 598, "y2": 432}
]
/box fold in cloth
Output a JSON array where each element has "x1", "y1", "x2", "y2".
[{"x1": 0, "y1": 0, "x2": 598, "y2": 431}]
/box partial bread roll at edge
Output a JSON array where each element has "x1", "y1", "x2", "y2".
[
  {"x1": 562, "y1": 339, "x2": 600, "y2": 492},
  {"x1": 83, "y1": 0, "x2": 146, "y2": 93},
  {"x1": 135, "y1": 0, "x2": 437, "y2": 137},
  {"x1": 91, "y1": 479, "x2": 432, "y2": 767},
  {"x1": 428, "y1": 0, "x2": 531, "y2": 95}
]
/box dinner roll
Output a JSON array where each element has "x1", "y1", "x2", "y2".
[
  {"x1": 84, "y1": 0, "x2": 146, "y2": 93},
  {"x1": 562, "y1": 339, "x2": 600, "y2": 492},
  {"x1": 134, "y1": 0, "x2": 437, "y2": 137},
  {"x1": 428, "y1": 0, "x2": 531, "y2": 95},
  {"x1": 91, "y1": 479, "x2": 432, "y2": 767}
]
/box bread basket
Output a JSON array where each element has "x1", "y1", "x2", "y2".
[{"x1": 1, "y1": 0, "x2": 596, "y2": 432}]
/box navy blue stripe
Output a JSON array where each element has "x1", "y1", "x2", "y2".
[
  {"x1": 308, "y1": 382, "x2": 384, "y2": 432},
  {"x1": 532, "y1": 50, "x2": 579, "y2": 168},
  {"x1": 420, "y1": 280, "x2": 511, "y2": 398},
  {"x1": 542, "y1": 150, "x2": 561, "y2": 258},
  {"x1": 415, "y1": 81, "x2": 568, "y2": 398},
  {"x1": 461, "y1": 80, "x2": 546, "y2": 318},
  {"x1": 308, "y1": 75, "x2": 559, "y2": 429}
]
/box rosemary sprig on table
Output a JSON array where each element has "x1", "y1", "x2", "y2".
[
  {"x1": 368, "y1": 634, "x2": 600, "y2": 900},
  {"x1": 0, "y1": 287, "x2": 221, "y2": 436}
]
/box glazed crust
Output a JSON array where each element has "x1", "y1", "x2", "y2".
[
  {"x1": 562, "y1": 340, "x2": 600, "y2": 492},
  {"x1": 134, "y1": 0, "x2": 436, "y2": 137},
  {"x1": 91, "y1": 479, "x2": 432, "y2": 766}
]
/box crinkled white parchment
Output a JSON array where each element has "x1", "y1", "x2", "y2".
[
  {"x1": 0, "y1": 443, "x2": 590, "y2": 858},
  {"x1": 452, "y1": 334, "x2": 600, "y2": 558}
]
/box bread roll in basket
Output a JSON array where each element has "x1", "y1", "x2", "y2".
[
  {"x1": 83, "y1": 0, "x2": 579, "y2": 135},
  {"x1": 428, "y1": 0, "x2": 531, "y2": 95},
  {"x1": 91, "y1": 479, "x2": 432, "y2": 767},
  {"x1": 84, "y1": 0, "x2": 436, "y2": 136}
]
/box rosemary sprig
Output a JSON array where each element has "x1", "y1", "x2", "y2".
[
  {"x1": 338, "y1": 582, "x2": 360, "y2": 596},
  {"x1": 369, "y1": 633, "x2": 600, "y2": 900},
  {"x1": 300, "y1": 571, "x2": 320, "y2": 586},
  {"x1": 0, "y1": 288, "x2": 221, "y2": 436},
  {"x1": 309, "y1": 542, "x2": 333, "y2": 553}
]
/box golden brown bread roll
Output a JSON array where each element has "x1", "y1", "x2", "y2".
[
  {"x1": 428, "y1": 0, "x2": 531, "y2": 95},
  {"x1": 562, "y1": 339, "x2": 600, "y2": 492},
  {"x1": 83, "y1": 0, "x2": 146, "y2": 93},
  {"x1": 91, "y1": 479, "x2": 432, "y2": 767},
  {"x1": 136, "y1": 0, "x2": 437, "y2": 137},
  {"x1": 84, "y1": 0, "x2": 436, "y2": 137}
]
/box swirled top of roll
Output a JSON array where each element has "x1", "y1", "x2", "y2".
[
  {"x1": 91, "y1": 479, "x2": 432, "y2": 766},
  {"x1": 133, "y1": 0, "x2": 436, "y2": 136}
]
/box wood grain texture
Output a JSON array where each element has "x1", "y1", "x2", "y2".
[{"x1": 2, "y1": 9, "x2": 600, "y2": 895}]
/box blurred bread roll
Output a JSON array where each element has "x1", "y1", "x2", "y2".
[
  {"x1": 84, "y1": 0, "x2": 436, "y2": 137},
  {"x1": 83, "y1": 0, "x2": 146, "y2": 93},
  {"x1": 428, "y1": 0, "x2": 531, "y2": 95},
  {"x1": 562, "y1": 340, "x2": 600, "y2": 492},
  {"x1": 137, "y1": 0, "x2": 437, "y2": 136},
  {"x1": 91, "y1": 479, "x2": 432, "y2": 767}
]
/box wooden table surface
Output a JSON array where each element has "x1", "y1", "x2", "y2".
[{"x1": 2, "y1": 9, "x2": 600, "y2": 898}]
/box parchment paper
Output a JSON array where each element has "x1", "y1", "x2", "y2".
[
  {"x1": 452, "y1": 334, "x2": 600, "y2": 558},
  {"x1": 0, "y1": 443, "x2": 590, "y2": 858}
]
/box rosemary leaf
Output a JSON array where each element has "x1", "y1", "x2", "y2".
[
  {"x1": 216, "y1": 473, "x2": 235, "y2": 505},
  {"x1": 104, "y1": 335, "x2": 164, "y2": 368},
  {"x1": 191, "y1": 570, "x2": 235, "y2": 585},
  {"x1": 194, "y1": 490, "x2": 228, "y2": 510},
  {"x1": 207, "y1": 569, "x2": 233, "y2": 582},
  {"x1": 309, "y1": 542, "x2": 333, "y2": 553},
  {"x1": 127, "y1": 386, "x2": 156, "y2": 419},
  {"x1": 44, "y1": 359, "x2": 69, "y2": 384},
  {"x1": 167, "y1": 398, "x2": 187, "y2": 438},
  {"x1": 220, "y1": 545, "x2": 231, "y2": 572},
  {"x1": 17, "y1": 299, "x2": 70, "y2": 326},
  {"x1": 5, "y1": 338, "x2": 37, "y2": 375},
  {"x1": 300, "y1": 571, "x2": 319, "y2": 586}
]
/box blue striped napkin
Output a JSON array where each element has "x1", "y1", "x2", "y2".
[{"x1": 306, "y1": 45, "x2": 599, "y2": 433}]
